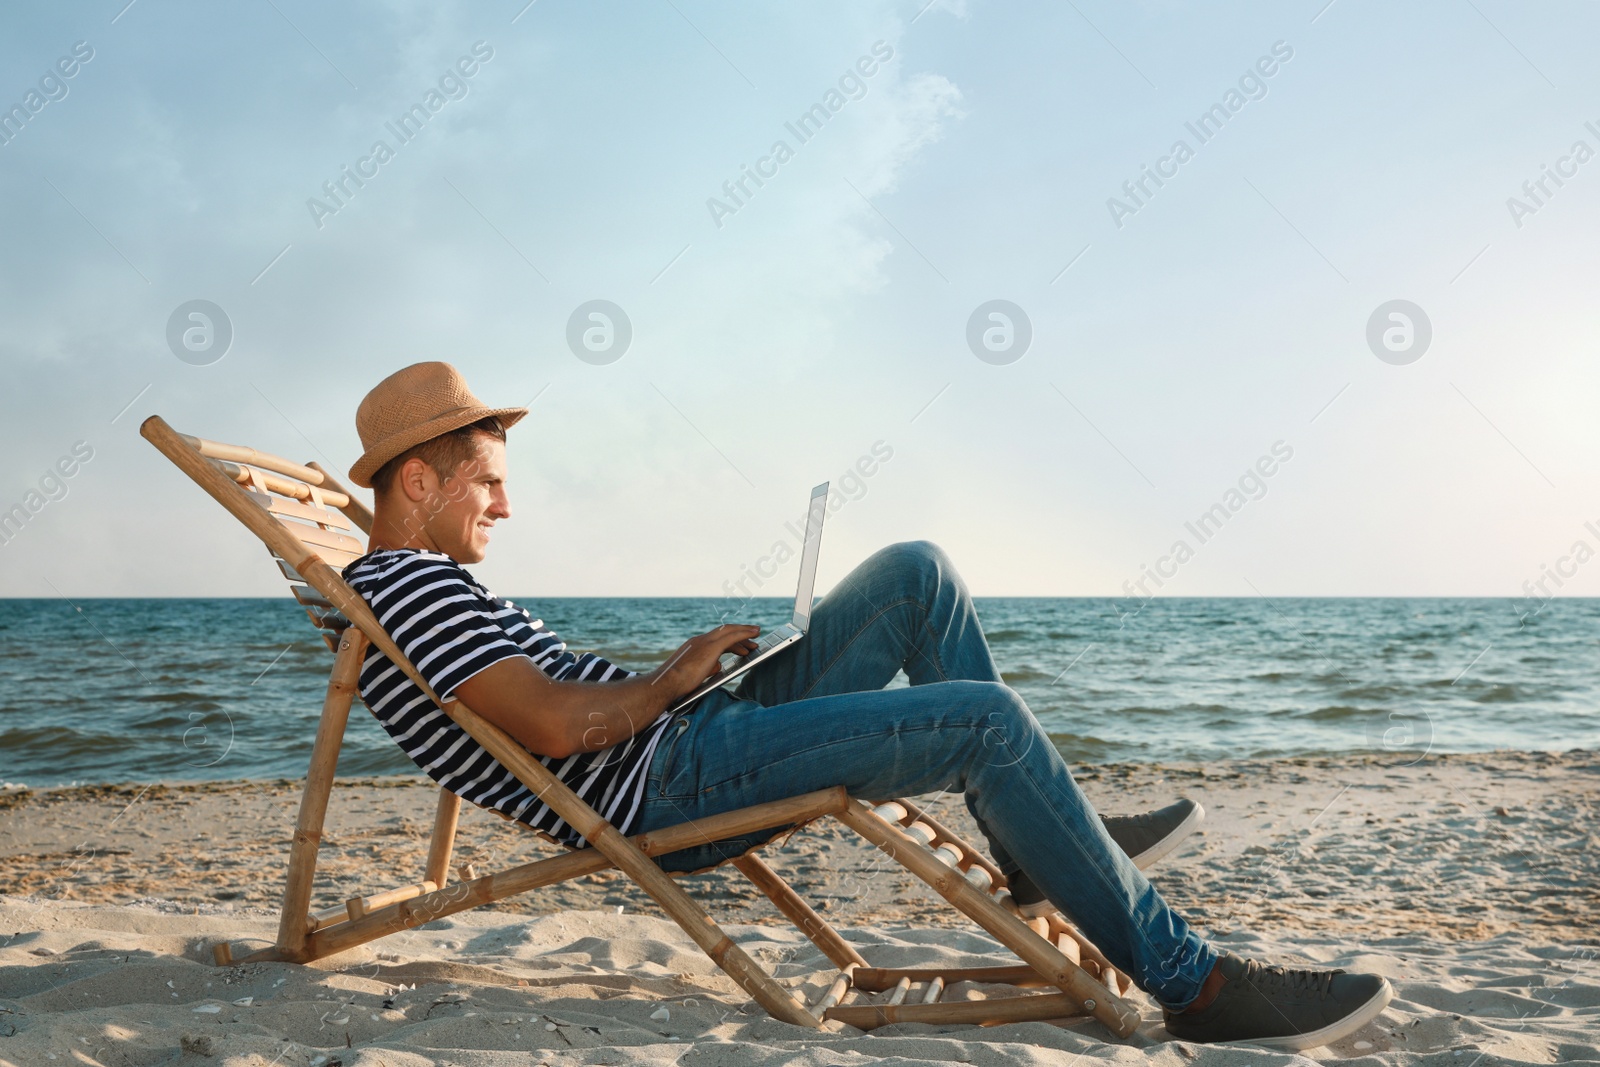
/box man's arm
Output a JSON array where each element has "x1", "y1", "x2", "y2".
[{"x1": 453, "y1": 623, "x2": 761, "y2": 758}]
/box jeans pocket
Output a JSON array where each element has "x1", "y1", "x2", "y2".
[{"x1": 651, "y1": 714, "x2": 696, "y2": 799}]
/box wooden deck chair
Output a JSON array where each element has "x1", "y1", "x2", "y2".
[{"x1": 141, "y1": 414, "x2": 1144, "y2": 1036}]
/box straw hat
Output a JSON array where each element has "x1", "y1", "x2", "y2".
[{"x1": 349, "y1": 362, "x2": 527, "y2": 488}]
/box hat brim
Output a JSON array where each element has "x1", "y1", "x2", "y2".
[{"x1": 349, "y1": 405, "x2": 527, "y2": 488}]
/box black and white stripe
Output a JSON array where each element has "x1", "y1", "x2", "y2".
[{"x1": 344, "y1": 549, "x2": 674, "y2": 847}]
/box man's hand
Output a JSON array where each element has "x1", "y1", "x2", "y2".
[{"x1": 651, "y1": 624, "x2": 762, "y2": 697}]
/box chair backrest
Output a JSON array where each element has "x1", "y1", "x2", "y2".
[
  {"x1": 143, "y1": 414, "x2": 622, "y2": 850},
  {"x1": 160, "y1": 426, "x2": 375, "y2": 652}
]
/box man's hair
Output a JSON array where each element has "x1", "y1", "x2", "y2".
[{"x1": 370, "y1": 415, "x2": 506, "y2": 496}]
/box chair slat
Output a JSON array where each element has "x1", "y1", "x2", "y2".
[
  {"x1": 271, "y1": 545, "x2": 362, "y2": 573},
  {"x1": 304, "y1": 605, "x2": 350, "y2": 632},
  {"x1": 213, "y1": 459, "x2": 350, "y2": 509},
  {"x1": 308, "y1": 462, "x2": 375, "y2": 536},
  {"x1": 854, "y1": 965, "x2": 1043, "y2": 991},
  {"x1": 308, "y1": 547, "x2": 363, "y2": 570},
  {"x1": 246, "y1": 488, "x2": 353, "y2": 531},
  {"x1": 809, "y1": 971, "x2": 852, "y2": 1014},
  {"x1": 291, "y1": 585, "x2": 333, "y2": 610},
  {"x1": 282, "y1": 521, "x2": 365, "y2": 556},
  {"x1": 183, "y1": 434, "x2": 326, "y2": 487}
]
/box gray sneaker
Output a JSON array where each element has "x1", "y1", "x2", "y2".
[
  {"x1": 1102, "y1": 798, "x2": 1204, "y2": 869},
  {"x1": 1009, "y1": 799, "x2": 1203, "y2": 918},
  {"x1": 1164, "y1": 952, "x2": 1394, "y2": 1051}
]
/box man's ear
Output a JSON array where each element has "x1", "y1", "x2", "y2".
[{"x1": 397, "y1": 455, "x2": 436, "y2": 503}]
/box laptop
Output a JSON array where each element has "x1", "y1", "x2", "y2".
[{"x1": 669, "y1": 480, "x2": 830, "y2": 713}]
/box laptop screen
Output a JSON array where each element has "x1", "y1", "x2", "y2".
[{"x1": 792, "y1": 482, "x2": 830, "y2": 628}]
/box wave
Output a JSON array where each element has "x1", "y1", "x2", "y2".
[
  {"x1": 1337, "y1": 684, "x2": 1411, "y2": 701},
  {"x1": 131, "y1": 691, "x2": 227, "y2": 705},
  {"x1": 1043, "y1": 731, "x2": 1137, "y2": 763},
  {"x1": 1305, "y1": 705, "x2": 1381, "y2": 722}
]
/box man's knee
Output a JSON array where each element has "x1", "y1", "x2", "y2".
[
  {"x1": 879, "y1": 539, "x2": 958, "y2": 594},
  {"x1": 957, "y1": 681, "x2": 1043, "y2": 769},
  {"x1": 934, "y1": 679, "x2": 1031, "y2": 729},
  {"x1": 888, "y1": 681, "x2": 1041, "y2": 786}
]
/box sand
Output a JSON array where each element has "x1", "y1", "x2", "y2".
[{"x1": 1, "y1": 749, "x2": 1597, "y2": 1065}]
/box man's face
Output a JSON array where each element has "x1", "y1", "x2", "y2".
[{"x1": 416, "y1": 436, "x2": 510, "y2": 563}]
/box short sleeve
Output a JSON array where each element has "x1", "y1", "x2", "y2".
[{"x1": 364, "y1": 556, "x2": 528, "y2": 700}]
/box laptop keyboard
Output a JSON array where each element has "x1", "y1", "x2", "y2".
[{"x1": 718, "y1": 628, "x2": 790, "y2": 671}]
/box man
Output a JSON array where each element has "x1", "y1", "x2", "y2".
[{"x1": 342, "y1": 362, "x2": 1393, "y2": 1050}]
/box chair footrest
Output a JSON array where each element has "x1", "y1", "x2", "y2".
[
  {"x1": 851, "y1": 964, "x2": 1047, "y2": 992},
  {"x1": 826, "y1": 992, "x2": 1090, "y2": 1030}
]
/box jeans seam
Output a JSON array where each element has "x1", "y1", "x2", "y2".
[
  {"x1": 648, "y1": 719, "x2": 694, "y2": 798},
  {"x1": 979, "y1": 719, "x2": 1213, "y2": 1006},
  {"x1": 690, "y1": 718, "x2": 979, "y2": 797},
  {"x1": 918, "y1": 609, "x2": 950, "y2": 682}
]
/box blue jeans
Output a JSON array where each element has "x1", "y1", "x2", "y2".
[{"x1": 632, "y1": 540, "x2": 1217, "y2": 1009}]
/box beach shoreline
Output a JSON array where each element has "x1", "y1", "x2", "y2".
[{"x1": 2, "y1": 748, "x2": 1597, "y2": 1064}]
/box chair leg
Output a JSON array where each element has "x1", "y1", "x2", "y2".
[
  {"x1": 733, "y1": 854, "x2": 867, "y2": 971},
  {"x1": 272, "y1": 630, "x2": 367, "y2": 961},
  {"x1": 585, "y1": 821, "x2": 823, "y2": 1028},
  {"x1": 425, "y1": 788, "x2": 462, "y2": 888}
]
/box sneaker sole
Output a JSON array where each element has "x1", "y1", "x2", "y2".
[
  {"x1": 1234, "y1": 977, "x2": 1394, "y2": 1052},
  {"x1": 1016, "y1": 897, "x2": 1057, "y2": 920},
  {"x1": 1126, "y1": 799, "x2": 1206, "y2": 870}
]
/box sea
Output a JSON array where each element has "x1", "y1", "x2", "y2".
[{"x1": 1, "y1": 596, "x2": 1596, "y2": 788}]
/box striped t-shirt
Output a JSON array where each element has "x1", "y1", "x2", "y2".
[{"x1": 343, "y1": 548, "x2": 675, "y2": 847}]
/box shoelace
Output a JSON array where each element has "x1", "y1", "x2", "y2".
[{"x1": 1240, "y1": 957, "x2": 1340, "y2": 999}]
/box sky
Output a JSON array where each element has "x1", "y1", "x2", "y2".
[{"x1": 2, "y1": 0, "x2": 1598, "y2": 602}]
